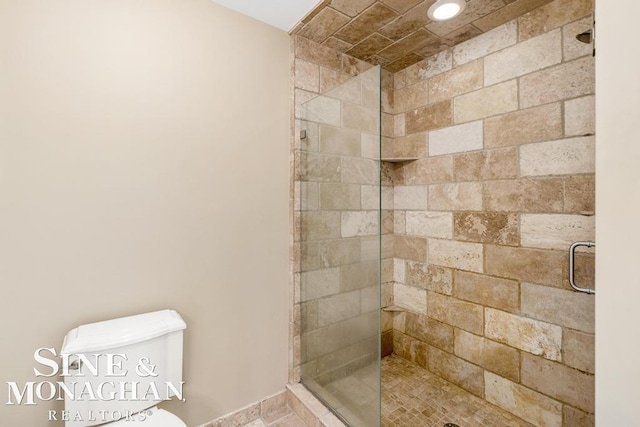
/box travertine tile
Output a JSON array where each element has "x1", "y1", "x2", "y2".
[
  {"x1": 393, "y1": 114, "x2": 405, "y2": 137},
  {"x1": 325, "y1": 77, "x2": 362, "y2": 104},
  {"x1": 378, "y1": 1, "x2": 430, "y2": 41},
  {"x1": 404, "y1": 312, "x2": 454, "y2": 352},
  {"x1": 394, "y1": 234, "x2": 427, "y2": 261},
  {"x1": 347, "y1": 32, "x2": 394, "y2": 60},
  {"x1": 428, "y1": 239, "x2": 483, "y2": 273},
  {"x1": 295, "y1": 181, "x2": 320, "y2": 212},
  {"x1": 455, "y1": 270, "x2": 519, "y2": 312},
  {"x1": 453, "y1": 21, "x2": 517, "y2": 66},
  {"x1": 485, "y1": 244, "x2": 565, "y2": 287},
  {"x1": 521, "y1": 282, "x2": 594, "y2": 333},
  {"x1": 341, "y1": 210, "x2": 378, "y2": 237},
  {"x1": 295, "y1": 36, "x2": 343, "y2": 71},
  {"x1": 361, "y1": 184, "x2": 391, "y2": 210},
  {"x1": 382, "y1": 356, "x2": 531, "y2": 427},
  {"x1": 317, "y1": 290, "x2": 361, "y2": 326},
  {"x1": 319, "y1": 183, "x2": 361, "y2": 210},
  {"x1": 334, "y1": 2, "x2": 398, "y2": 45},
  {"x1": 394, "y1": 283, "x2": 427, "y2": 314},
  {"x1": 520, "y1": 136, "x2": 595, "y2": 176},
  {"x1": 428, "y1": 346, "x2": 484, "y2": 397},
  {"x1": 565, "y1": 95, "x2": 595, "y2": 137},
  {"x1": 320, "y1": 67, "x2": 352, "y2": 93},
  {"x1": 393, "y1": 330, "x2": 428, "y2": 368},
  {"x1": 341, "y1": 157, "x2": 378, "y2": 184},
  {"x1": 563, "y1": 405, "x2": 594, "y2": 427},
  {"x1": 520, "y1": 56, "x2": 594, "y2": 108},
  {"x1": 453, "y1": 147, "x2": 519, "y2": 181},
  {"x1": 485, "y1": 372, "x2": 563, "y2": 427},
  {"x1": 473, "y1": 0, "x2": 554, "y2": 32},
  {"x1": 382, "y1": 132, "x2": 427, "y2": 158},
  {"x1": 393, "y1": 258, "x2": 405, "y2": 283},
  {"x1": 563, "y1": 16, "x2": 593, "y2": 61},
  {"x1": 318, "y1": 238, "x2": 361, "y2": 267},
  {"x1": 300, "y1": 95, "x2": 342, "y2": 126},
  {"x1": 300, "y1": 211, "x2": 341, "y2": 241},
  {"x1": 483, "y1": 178, "x2": 564, "y2": 213},
  {"x1": 519, "y1": 0, "x2": 594, "y2": 41},
  {"x1": 428, "y1": 182, "x2": 483, "y2": 211},
  {"x1": 379, "y1": 29, "x2": 438, "y2": 62},
  {"x1": 300, "y1": 268, "x2": 340, "y2": 301},
  {"x1": 563, "y1": 329, "x2": 594, "y2": 374},
  {"x1": 319, "y1": 125, "x2": 361, "y2": 157},
  {"x1": 442, "y1": 25, "x2": 483, "y2": 48},
  {"x1": 211, "y1": 402, "x2": 261, "y2": 427},
  {"x1": 564, "y1": 175, "x2": 595, "y2": 213},
  {"x1": 405, "y1": 100, "x2": 452, "y2": 134},
  {"x1": 296, "y1": 59, "x2": 321, "y2": 93},
  {"x1": 393, "y1": 185, "x2": 428, "y2": 210},
  {"x1": 298, "y1": 7, "x2": 351, "y2": 44},
  {"x1": 485, "y1": 308, "x2": 562, "y2": 361},
  {"x1": 361, "y1": 133, "x2": 380, "y2": 159},
  {"x1": 455, "y1": 329, "x2": 520, "y2": 382},
  {"x1": 394, "y1": 80, "x2": 428, "y2": 113},
  {"x1": 520, "y1": 214, "x2": 594, "y2": 250},
  {"x1": 454, "y1": 80, "x2": 518, "y2": 124},
  {"x1": 428, "y1": 60, "x2": 483, "y2": 103},
  {"x1": 484, "y1": 103, "x2": 563, "y2": 148},
  {"x1": 403, "y1": 156, "x2": 454, "y2": 185},
  {"x1": 394, "y1": 210, "x2": 406, "y2": 234},
  {"x1": 385, "y1": 53, "x2": 424, "y2": 73},
  {"x1": 428, "y1": 292, "x2": 484, "y2": 334},
  {"x1": 484, "y1": 29, "x2": 562, "y2": 86},
  {"x1": 405, "y1": 49, "x2": 453, "y2": 84},
  {"x1": 323, "y1": 36, "x2": 353, "y2": 53},
  {"x1": 330, "y1": 0, "x2": 376, "y2": 17},
  {"x1": 405, "y1": 211, "x2": 453, "y2": 239},
  {"x1": 380, "y1": 0, "x2": 423, "y2": 14},
  {"x1": 342, "y1": 102, "x2": 379, "y2": 133},
  {"x1": 521, "y1": 353, "x2": 594, "y2": 412},
  {"x1": 382, "y1": 113, "x2": 394, "y2": 138},
  {"x1": 405, "y1": 261, "x2": 453, "y2": 295},
  {"x1": 454, "y1": 212, "x2": 519, "y2": 245},
  {"x1": 428, "y1": 120, "x2": 483, "y2": 156}
]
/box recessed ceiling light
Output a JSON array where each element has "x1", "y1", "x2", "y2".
[{"x1": 428, "y1": 0, "x2": 466, "y2": 21}]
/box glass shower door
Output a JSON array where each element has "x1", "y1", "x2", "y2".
[{"x1": 297, "y1": 65, "x2": 381, "y2": 427}]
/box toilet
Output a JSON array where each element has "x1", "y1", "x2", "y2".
[{"x1": 60, "y1": 310, "x2": 187, "y2": 427}]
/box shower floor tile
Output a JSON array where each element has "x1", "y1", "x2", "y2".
[{"x1": 382, "y1": 355, "x2": 534, "y2": 427}]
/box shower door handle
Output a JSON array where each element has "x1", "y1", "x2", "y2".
[{"x1": 569, "y1": 241, "x2": 595, "y2": 294}]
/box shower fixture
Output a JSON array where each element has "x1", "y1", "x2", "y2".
[{"x1": 576, "y1": 29, "x2": 593, "y2": 43}]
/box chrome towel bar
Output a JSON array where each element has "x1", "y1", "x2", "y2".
[{"x1": 569, "y1": 241, "x2": 595, "y2": 294}]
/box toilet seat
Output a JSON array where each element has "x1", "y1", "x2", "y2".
[{"x1": 109, "y1": 406, "x2": 186, "y2": 427}]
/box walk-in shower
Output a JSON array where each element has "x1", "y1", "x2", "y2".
[{"x1": 293, "y1": 0, "x2": 596, "y2": 426}]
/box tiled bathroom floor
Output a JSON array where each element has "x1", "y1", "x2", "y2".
[
  {"x1": 382, "y1": 355, "x2": 534, "y2": 427},
  {"x1": 241, "y1": 413, "x2": 307, "y2": 427}
]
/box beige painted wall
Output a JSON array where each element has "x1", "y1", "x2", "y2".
[
  {"x1": 595, "y1": 0, "x2": 640, "y2": 424},
  {"x1": 0, "y1": 0, "x2": 290, "y2": 425}
]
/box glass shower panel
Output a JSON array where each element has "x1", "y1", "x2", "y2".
[{"x1": 297, "y1": 65, "x2": 381, "y2": 427}]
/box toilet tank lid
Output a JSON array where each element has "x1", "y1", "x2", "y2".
[{"x1": 61, "y1": 310, "x2": 186, "y2": 354}]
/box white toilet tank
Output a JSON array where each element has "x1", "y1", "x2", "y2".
[{"x1": 60, "y1": 310, "x2": 187, "y2": 427}]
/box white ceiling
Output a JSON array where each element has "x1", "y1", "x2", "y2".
[{"x1": 210, "y1": 0, "x2": 320, "y2": 32}]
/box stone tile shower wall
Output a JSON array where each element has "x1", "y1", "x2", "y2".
[
  {"x1": 385, "y1": 0, "x2": 595, "y2": 426},
  {"x1": 291, "y1": 36, "x2": 393, "y2": 386}
]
